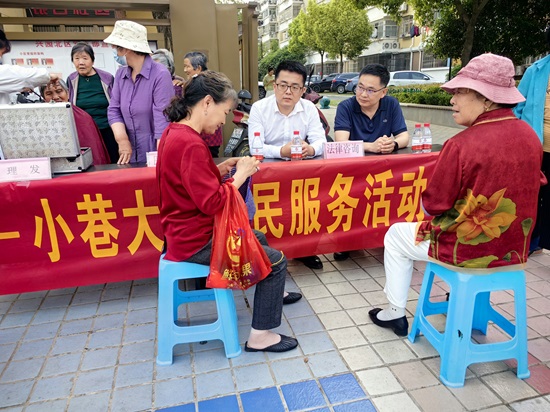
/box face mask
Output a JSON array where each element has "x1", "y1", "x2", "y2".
[{"x1": 113, "y1": 50, "x2": 127, "y2": 66}]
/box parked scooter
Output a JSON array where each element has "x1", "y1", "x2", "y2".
[{"x1": 224, "y1": 89, "x2": 253, "y2": 157}]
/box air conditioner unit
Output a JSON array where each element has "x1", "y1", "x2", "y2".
[
  {"x1": 399, "y1": 3, "x2": 408, "y2": 12},
  {"x1": 383, "y1": 41, "x2": 399, "y2": 50}
]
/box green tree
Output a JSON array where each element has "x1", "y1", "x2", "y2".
[
  {"x1": 355, "y1": 0, "x2": 550, "y2": 66},
  {"x1": 289, "y1": 0, "x2": 329, "y2": 76},
  {"x1": 258, "y1": 46, "x2": 306, "y2": 80},
  {"x1": 323, "y1": 0, "x2": 372, "y2": 72}
]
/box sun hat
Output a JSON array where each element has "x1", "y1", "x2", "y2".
[
  {"x1": 103, "y1": 20, "x2": 152, "y2": 54},
  {"x1": 441, "y1": 53, "x2": 525, "y2": 104}
]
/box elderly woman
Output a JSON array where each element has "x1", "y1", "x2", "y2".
[
  {"x1": 104, "y1": 20, "x2": 174, "y2": 164},
  {"x1": 67, "y1": 42, "x2": 117, "y2": 163},
  {"x1": 0, "y1": 29, "x2": 56, "y2": 104},
  {"x1": 183, "y1": 51, "x2": 222, "y2": 158},
  {"x1": 151, "y1": 48, "x2": 184, "y2": 97},
  {"x1": 158, "y1": 70, "x2": 298, "y2": 353},
  {"x1": 40, "y1": 80, "x2": 110, "y2": 165},
  {"x1": 368, "y1": 53, "x2": 545, "y2": 336}
]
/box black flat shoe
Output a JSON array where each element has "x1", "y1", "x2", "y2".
[
  {"x1": 369, "y1": 308, "x2": 409, "y2": 337},
  {"x1": 244, "y1": 334, "x2": 298, "y2": 353},
  {"x1": 333, "y1": 251, "x2": 350, "y2": 261},
  {"x1": 295, "y1": 255, "x2": 323, "y2": 269},
  {"x1": 283, "y1": 292, "x2": 302, "y2": 305}
]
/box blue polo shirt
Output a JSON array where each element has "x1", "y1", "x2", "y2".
[{"x1": 334, "y1": 95, "x2": 407, "y2": 142}]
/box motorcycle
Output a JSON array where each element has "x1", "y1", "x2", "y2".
[
  {"x1": 224, "y1": 89, "x2": 253, "y2": 157},
  {"x1": 224, "y1": 67, "x2": 332, "y2": 157}
]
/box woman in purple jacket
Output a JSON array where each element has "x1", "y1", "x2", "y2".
[
  {"x1": 104, "y1": 20, "x2": 174, "y2": 164},
  {"x1": 67, "y1": 42, "x2": 117, "y2": 163}
]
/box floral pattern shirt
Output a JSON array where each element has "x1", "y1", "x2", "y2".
[{"x1": 417, "y1": 108, "x2": 544, "y2": 268}]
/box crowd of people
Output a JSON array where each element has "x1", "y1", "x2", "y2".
[{"x1": 1, "y1": 19, "x2": 549, "y2": 353}]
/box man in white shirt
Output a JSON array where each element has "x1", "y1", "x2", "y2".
[
  {"x1": 249, "y1": 60, "x2": 327, "y2": 160},
  {"x1": 248, "y1": 60, "x2": 327, "y2": 270}
]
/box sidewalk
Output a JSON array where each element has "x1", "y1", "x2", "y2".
[{"x1": 1, "y1": 249, "x2": 550, "y2": 411}]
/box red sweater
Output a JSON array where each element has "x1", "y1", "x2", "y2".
[
  {"x1": 419, "y1": 108, "x2": 544, "y2": 268},
  {"x1": 157, "y1": 123, "x2": 227, "y2": 261}
]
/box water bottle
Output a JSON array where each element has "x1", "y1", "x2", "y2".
[
  {"x1": 422, "y1": 123, "x2": 432, "y2": 153},
  {"x1": 251, "y1": 131, "x2": 264, "y2": 161},
  {"x1": 290, "y1": 130, "x2": 302, "y2": 161},
  {"x1": 411, "y1": 123, "x2": 422, "y2": 154}
]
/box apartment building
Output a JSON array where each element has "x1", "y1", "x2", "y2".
[{"x1": 257, "y1": 1, "x2": 449, "y2": 81}]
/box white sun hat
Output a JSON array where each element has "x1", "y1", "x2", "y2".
[{"x1": 103, "y1": 20, "x2": 152, "y2": 54}]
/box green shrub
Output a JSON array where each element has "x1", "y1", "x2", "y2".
[{"x1": 387, "y1": 84, "x2": 451, "y2": 106}]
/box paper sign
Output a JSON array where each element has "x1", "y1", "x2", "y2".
[
  {"x1": 146, "y1": 151, "x2": 158, "y2": 167},
  {"x1": 323, "y1": 141, "x2": 364, "y2": 159},
  {"x1": 0, "y1": 158, "x2": 52, "y2": 183}
]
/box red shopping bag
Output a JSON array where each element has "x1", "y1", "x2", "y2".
[{"x1": 208, "y1": 183, "x2": 272, "y2": 290}]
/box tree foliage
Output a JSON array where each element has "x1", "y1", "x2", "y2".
[
  {"x1": 258, "y1": 46, "x2": 306, "y2": 80},
  {"x1": 323, "y1": 0, "x2": 373, "y2": 71},
  {"x1": 356, "y1": 0, "x2": 550, "y2": 66}
]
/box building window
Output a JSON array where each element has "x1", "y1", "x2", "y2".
[
  {"x1": 400, "y1": 15, "x2": 413, "y2": 37},
  {"x1": 422, "y1": 53, "x2": 447, "y2": 69},
  {"x1": 384, "y1": 20, "x2": 397, "y2": 38}
]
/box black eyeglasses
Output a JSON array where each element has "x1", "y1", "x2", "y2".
[{"x1": 275, "y1": 83, "x2": 303, "y2": 94}]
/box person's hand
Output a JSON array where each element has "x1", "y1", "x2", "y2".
[
  {"x1": 49, "y1": 73, "x2": 59, "y2": 83},
  {"x1": 374, "y1": 135, "x2": 395, "y2": 154},
  {"x1": 280, "y1": 142, "x2": 292, "y2": 158},
  {"x1": 117, "y1": 139, "x2": 132, "y2": 165},
  {"x1": 236, "y1": 156, "x2": 260, "y2": 177},
  {"x1": 301, "y1": 141, "x2": 314, "y2": 157},
  {"x1": 172, "y1": 78, "x2": 185, "y2": 87},
  {"x1": 217, "y1": 157, "x2": 239, "y2": 176}
]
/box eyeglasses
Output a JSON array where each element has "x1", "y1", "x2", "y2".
[
  {"x1": 355, "y1": 85, "x2": 386, "y2": 95},
  {"x1": 275, "y1": 83, "x2": 303, "y2": 94}
]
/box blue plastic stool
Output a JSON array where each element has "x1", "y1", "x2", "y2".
[
  {"x1": 408, "y1": 261, "x2": 529, "y2": 387},
  {"x1": 156, "y1": 255, "x2": 241, "y2": 365}
]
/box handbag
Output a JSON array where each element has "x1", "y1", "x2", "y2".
[{"x1": 208, "y1": 183, "x2": 272, "y2": 290}]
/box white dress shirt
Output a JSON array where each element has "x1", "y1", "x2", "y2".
[
  {"x1": 248, "y1": 95, "x2": 327, "y2": 159},
  {"x1": 0, "y1": 65, "x2": 49, "y2": 105}
]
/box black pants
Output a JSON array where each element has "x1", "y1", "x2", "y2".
[
  {"x1": 186, "y1": 230, "x2": 286, "y2": 330},
  {"x1": 100, "y1": 127, "x2": 119, "y2": 164},
  {"x1": 533, "y1": 151, "x2": 550, "y2": 249}
]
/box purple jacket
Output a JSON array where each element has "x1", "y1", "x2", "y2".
[
  {"x1": 108, "y1": 56, "x2": 175, "y2": 164},
  {"x1": 67, "y1": 67, "x2": 114, "y2": 106}
]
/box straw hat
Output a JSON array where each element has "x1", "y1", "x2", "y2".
[
  {"x1": 441, "y1": 53, "x2": 524, "y2": 105},
  {"x1": 103, "y1": 20, "x2": 152, "y2": 54}
]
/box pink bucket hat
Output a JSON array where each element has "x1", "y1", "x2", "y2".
[{"x1": 441, "y1": 53, "x2": 525, "y2": 104}]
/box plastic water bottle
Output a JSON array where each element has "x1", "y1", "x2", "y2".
[
  {"x1": 251, "y1": 131, "x2": 264, "y2": 161},
  {"x1": 422, "y1": 123, "x2": 432, "y2": 153},
  {"x1": 412, "y1": 123, "x2": 422, "y2": 154},
  {"x1": 290, "y1": 130, "x2": 302, "y2": 161}
]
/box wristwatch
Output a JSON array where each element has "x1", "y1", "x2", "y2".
[{"x1": 393, "y1": 141, "x2": 399, "y2": 152}]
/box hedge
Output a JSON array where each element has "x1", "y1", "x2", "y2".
[{"x1": 387, "y1": 84, "x2": 451, "y2": 107}]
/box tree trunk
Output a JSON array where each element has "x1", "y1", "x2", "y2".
[
  {"x1": 340, "y1": 53, "x2": 344, "y2": 73},
  {"x1": 456, "y1": 0, "x2": 491, "y2": 66}
]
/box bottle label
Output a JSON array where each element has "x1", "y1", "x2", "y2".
[
  {"x1": 252, "y1": 149, "x2": 264, "y2": 161},
  {"x1": 290, "y1": 145, "x2": 302, "y2": 160}
]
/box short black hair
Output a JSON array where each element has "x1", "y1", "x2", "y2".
[
  {"x1": 275, "y1": 61, "x2": 307, "y2": 86},
  {"x1": 359, "y1": 64, "x2": 390, "y2": 87},
  {"x1": 71, "y1": 42, "x2": 95, "y2": 62},
  {"x1": 0, "y1": 29, "x2": 11, "y2": 54},
  {"x1": 546, "y1": 26, "x2": 550, "y2": 48},
  {"x1": 184, "y1": 51, "x2": 208, "y2": 71}
]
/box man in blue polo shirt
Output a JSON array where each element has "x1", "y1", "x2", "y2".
[{"x1": 333, "y1": 63, "x2": 409, "y2": 260}]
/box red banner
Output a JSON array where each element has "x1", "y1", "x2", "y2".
[{"x1": 0, "y1": 153, "x2": 438, "y2": 294}]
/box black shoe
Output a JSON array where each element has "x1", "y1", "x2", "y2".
[
  {"x1": 244, "y1": 334, "x2": 298, "y2": 353},
  {"x1": 368, "y1": 308, "x2": 409, "y2": 337},
  {"x1": 283, "y1": 292, "x2": 302, "y2": 305},
  {"x1": 295, "y1": 255, "x2": 323, "y2": 269},
  {"x1": 333, "y1": 251, "x2": 350, "y2": 261}
]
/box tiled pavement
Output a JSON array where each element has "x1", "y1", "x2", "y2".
[{"x1": 1, "y1": 249, "x2": 550, "y2": 412}]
